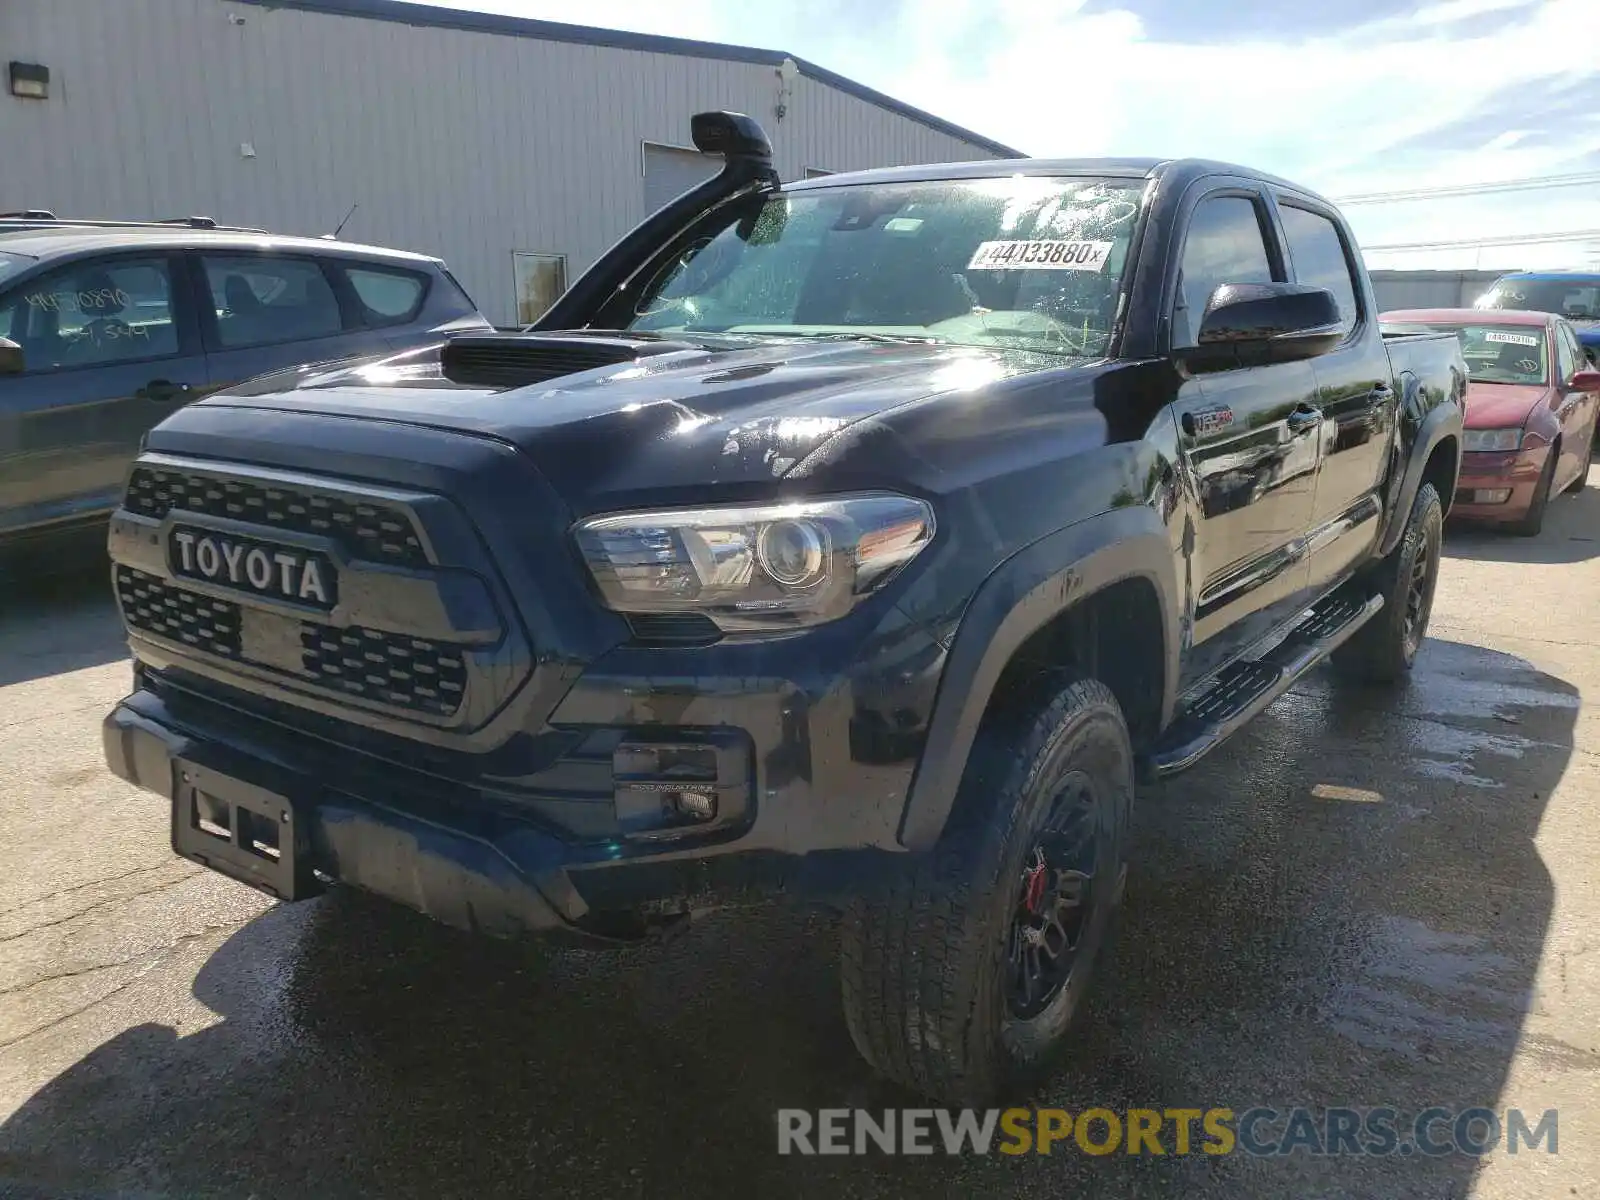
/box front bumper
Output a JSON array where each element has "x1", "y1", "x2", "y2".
[
  {"x1": 101, "y1": 436, "x2": 953, "y2": 939},
  {"x1": 1452, "y1": 446, "x2": 1550, "y2": 522},
  {"x1": 105, "y1": 643, "x2": 933, "y2": 940}
]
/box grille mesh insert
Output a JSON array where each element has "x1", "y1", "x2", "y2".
[
  {"x1": 299, "y1": 625, "x2": 467, "y2": 716},
  {"x1": 117, "y1": 567, "x2": 467, "y2": 718},
  {"x1": 116, "y1": 568, "x2": 242, "y2": 658},
  {"x1": 124, "y1": 467, "x2": 427, "y2": 568}
]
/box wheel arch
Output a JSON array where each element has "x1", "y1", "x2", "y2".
[
  {"x1": 1379, "y1": 397, "x2": 1463, "y2": 556},
  {"x1": 897, "y1": 506, "x2": 1181, "y2": 851}
]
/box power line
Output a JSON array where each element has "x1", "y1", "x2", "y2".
[
  {"x1": 1365, "y1": 228, "x2": 1600, "y2": 252},
  {"x1": 1335, "y1": 171, "x2": 1600, "y2": 205}
]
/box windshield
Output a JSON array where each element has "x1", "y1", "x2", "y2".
[
  {"x1": 1396, "y1": 321, "x2": 1549, "y2": 385},
  {"x1": 0, "y1": 250, "x2": 34, "y2": 287},
  {"x1": 623, "y1": 176, "x2": 1145, "y2": 357},
  {"x1": 1477, "y1": 277, "x2": 1600, "y2": 322}
]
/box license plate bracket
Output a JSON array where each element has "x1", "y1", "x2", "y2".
[{"x1": 171, "y1": 760, "x2": 320, "y2": 902}]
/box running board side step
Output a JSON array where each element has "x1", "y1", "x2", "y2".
[{"x1": 1140, "y1": 590, "x2": 1384, "y2": 782}]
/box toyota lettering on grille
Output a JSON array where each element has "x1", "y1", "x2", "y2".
[{"x1": 170, "y1": 528, "x2": 338, "y2": 609}]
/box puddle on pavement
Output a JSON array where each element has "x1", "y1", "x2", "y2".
[
  {"x1": 1153, "y1": 634, "x2": 1585, "y2": 1078},
  {"x1": 1404, "y1": 723, "x2": 1535, "y2": 790},
  {"x1": 1325, "y1": 914, "x2": 1526, "y2": 1058}
]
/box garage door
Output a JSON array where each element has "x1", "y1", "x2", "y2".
[{"x1": 643, "y1": 144, "x2": 719, "y2": 213}]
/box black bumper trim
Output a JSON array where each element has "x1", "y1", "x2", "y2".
[{"x1": 104, "y1": 702, "x2": 609, "y2": 942}]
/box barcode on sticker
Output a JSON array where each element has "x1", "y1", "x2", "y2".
[
  {"x1": 1484, "y1": 330, "x2": 1540, "y2": 347},
  {"x1": 967, "y1": 240, "x2": 1113, "y2": 271}
]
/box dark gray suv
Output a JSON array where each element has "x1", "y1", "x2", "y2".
[{"x1": 0, "y1": 218, "x2": 489, "y2": 549}]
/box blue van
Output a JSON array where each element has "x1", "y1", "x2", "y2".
[
  {"x1": 1477, "y1": 271, "x2": 1600, "y2": 362},
  {"x1": 0, "y1": 217, "x2": 489, "y2": 551}
]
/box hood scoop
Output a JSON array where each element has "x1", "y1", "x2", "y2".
[{"x1": 439, "y1": 332, "x2": 694, "y2": 390}]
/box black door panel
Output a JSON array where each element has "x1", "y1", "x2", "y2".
[
  {"x1": 1277, "y1": 199, "x2": 1395, "y2": 587},
  {"x1": 1178, "y1": 361, "x2": 1321, "y2": 660},
  {"x1": 1167, "y1": 187, "x2": 1323, "y2": 689}
]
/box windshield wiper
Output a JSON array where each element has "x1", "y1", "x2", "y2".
[
  {"x1": 660, "y1": 328, "x2": 948, "y2": 345},
  {"x1": 792, "y1": 331, "x2": 947, "y2": 345}
]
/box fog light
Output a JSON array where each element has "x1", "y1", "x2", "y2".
[
  {"x1": 669, "y1": 789, "x2": 718, "y2": 821},
  {"x1": 609, "y1": 733, "x2": 748, "y2": 838},
  {"x1": 1472, "y1": 488, "x2": 1512, "y2": 504}
]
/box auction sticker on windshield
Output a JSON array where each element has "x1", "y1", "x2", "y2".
[
  {"x1": 1484, "y1": 331, "x2": 1540, "y2": 347},
  {"x1": 967, "y1": 240, "x2": 1113, "y2": 271}
]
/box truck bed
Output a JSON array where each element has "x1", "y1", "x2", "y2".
[{"x1": 1382, "y1": 328, "x2": 1467, "y2": 395}]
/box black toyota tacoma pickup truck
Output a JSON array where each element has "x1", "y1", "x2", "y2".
[{"x1": 102, "y1": 112, "x2": 1466, "y2": 1103}]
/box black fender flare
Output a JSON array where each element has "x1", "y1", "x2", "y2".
[
  {"x1": 1376, "y1": 390, "x2": 1463, "y2": 559},
  {"x1": 896, "y1": 505, "x2": 1182, "y2": 851}
]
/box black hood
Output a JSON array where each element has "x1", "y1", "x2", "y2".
[{"x1": 184, "y1": 334, "x2": 1103, "y2": 512}]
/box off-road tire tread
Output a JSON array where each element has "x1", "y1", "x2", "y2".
[
  {"x1": 840, "y1": 677, "x2": 1126, "y2": 1104},
  {"x1": 1332, "y1": 481, "x2": 1443, "y2": 684}
]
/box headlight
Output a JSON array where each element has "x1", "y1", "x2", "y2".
[
  {"x1": 574, "y1": 493, "x2": 935, "y2": 632},
  {"x1": 1463, "y1": 428, "x2": 1523, "y2": 452}
]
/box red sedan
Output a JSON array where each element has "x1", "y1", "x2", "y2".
[{"x1": 1381, "y1": 307, "x2": 1600, "y2": 534}]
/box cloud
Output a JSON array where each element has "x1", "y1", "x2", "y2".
[{"x1": 433, "y1": 0, "x2": 1600, "y2": 266}]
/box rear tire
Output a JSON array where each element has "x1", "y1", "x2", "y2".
[
  {"x1": 839, "y1": 677, "x2": 1132, "y2": 1104},
  {"x1": 1512, "y1": 448, "x2": 1557, "y2": 536},
  {"x1": 1332, "y1": 481, "x2": 1443, "y2": 685}
]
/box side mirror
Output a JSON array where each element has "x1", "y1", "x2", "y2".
[
  {"x1": 1178, "y1": 282, "x2": 1344, "y2": 371},
  {"x1": 0, "y1": 337, "x2": 23, "y2": 375},
  {"x1": 1568, "y1": 367, "x2": 1600, "y2": 392}
]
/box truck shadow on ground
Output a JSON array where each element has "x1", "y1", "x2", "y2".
[
  {"x1": 0, "y1": 639, "x2": 1576, "y2": 1199},
  {"x1": 0, "y1": 534, "x2": 125, "y2": 688}
]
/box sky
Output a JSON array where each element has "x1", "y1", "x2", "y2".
[{"x1": 417, "y1": 0, "x2": 1599, "y2": 271}]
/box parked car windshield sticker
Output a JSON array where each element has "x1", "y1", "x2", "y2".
[
  {"x1": 967, "y1": 240, "x2": 1114, "y2": 271},
  {"x1": 24, "y1": 286, "x2": 131, "y2": 314},
  {"x1": 1483, "y1": 330, "x2": 1541, "y2": 347}
]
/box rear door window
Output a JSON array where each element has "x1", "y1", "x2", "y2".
[
  {"x1": 342, "y1": 263, "x2": 429, "y2": 326},
  {"x1": 1, "y1": 256, "x2": 180, "y2": 371},
  {"x1": 200, "y1": 255, "x2": 344, "y2": 349}
]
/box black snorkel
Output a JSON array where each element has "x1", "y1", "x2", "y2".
[{"x1": 533, "y1": 110, "x2": 780, "y2": 332}]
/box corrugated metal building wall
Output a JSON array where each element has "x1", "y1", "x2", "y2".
[
  {"x1": 0, "y1": 0, "x2": 1017, "y2": 323},
  {"x1": 1369, "y1": 270, "x2": 1509, "y2": 314}
]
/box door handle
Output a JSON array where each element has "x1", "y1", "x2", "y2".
[
  {"x1": 137, "y1": 379, "x2": 192, "y2": 403},
  {"x1": 1366, "y1": 384, "x2": 1395, "y2": 408},
  {"x1": 1286, "y1": 405, "x2": 1322, "y2": 433}
]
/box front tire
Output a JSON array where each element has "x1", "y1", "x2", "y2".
[
  {"x1": 1333, "y1": 481, "x2": 1443, "y2": 684},
  {"x1": 839, "y1": 678, "x2": 1132, "y2": 1104},
  {"x1": 1513, "y1": 448, "x2": 1557, "y2": 536}
]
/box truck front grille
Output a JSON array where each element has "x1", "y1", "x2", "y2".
[
  {"x1": 299, "y1": 626, "x2": 466, "y2": 716},
  {"x1": 124, "y1": 466, "x2": 428, "y2": 568},
  {"x1": 117, "y1": 567, "x2": 467, "y2": 719},
  {"x1": 116, "y1": 568, "x2": 243, "y2": 658}
]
